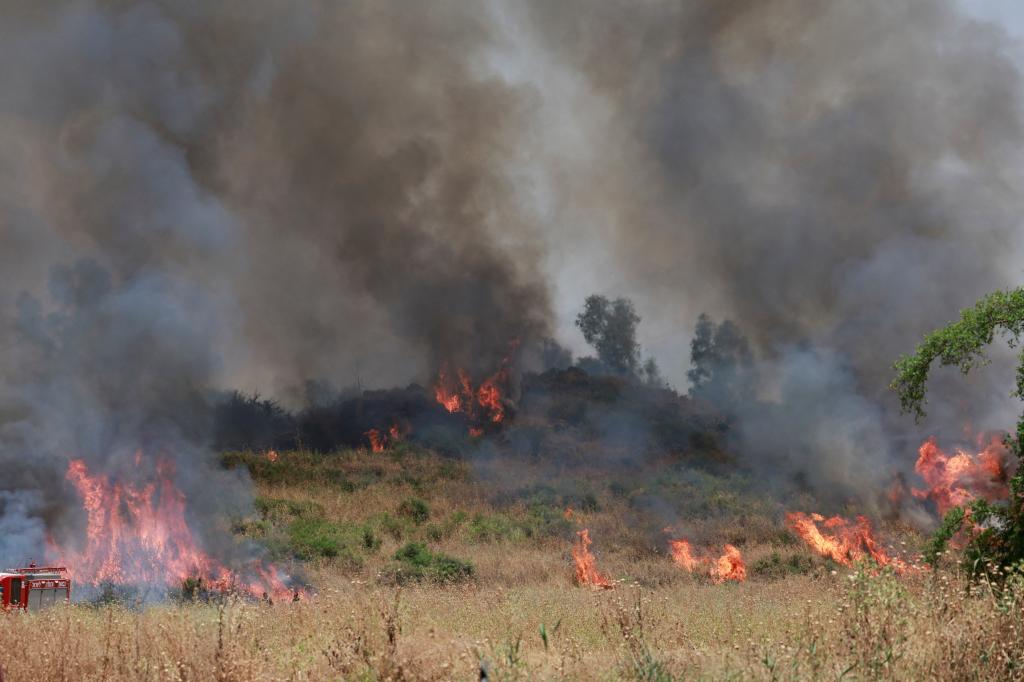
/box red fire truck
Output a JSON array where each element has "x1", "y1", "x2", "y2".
[{"x1": 0, "y1": 565, "x2": 71, "y2": 610}]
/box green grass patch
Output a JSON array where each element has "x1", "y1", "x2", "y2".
[
  {"x1": 382, "y1": 542, "x2": 474, "y2": 585},
  {"x1": 286, "y1": 517, "x2": 378, "y2": 562},
  {"x1": 465, "y1": 505, "x2": 572, "y2": 543}
]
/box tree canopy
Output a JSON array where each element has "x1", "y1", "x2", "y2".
[
  {"x1": 575, "y1": 295, "x2": 641, "y2": 376},
  {"x1": 688, "y1": 313, "x2": 754, "y2": 408}
]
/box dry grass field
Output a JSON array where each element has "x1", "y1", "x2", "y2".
[{"x1": 2, "y1": 447, "x2": 1022, "y2": 681}]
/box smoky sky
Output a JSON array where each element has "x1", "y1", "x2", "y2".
[
  {"x1": 513, "y1": 0, "x2": 1024, "y2": 505},
  {"x1": 0, "y1": 0, "x2": 1023, "y2": 524}
]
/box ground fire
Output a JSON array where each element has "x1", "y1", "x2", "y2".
[
  {"x1": 669, "y1": 538, "x2": 746, "y2": 583},
  {"x1": 785, "y1": 512, "x2": 909, "y2": 572},
  {"x1": 47, "y1": 455, "x2": 295, "y2": 601},
  {"x1": 571, "y1": 529, "x2": 613, "y2": 589}
]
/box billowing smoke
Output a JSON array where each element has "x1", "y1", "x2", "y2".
[
  {"x1": 0, "y1": 1, "x2": 550, "y2": 577},
  {"x1": 1, "y1": 0, "x2": 1022, "y2": 564},
  {"x1": 514, "y1": 0, "x2": 1024, "y2": 507}
]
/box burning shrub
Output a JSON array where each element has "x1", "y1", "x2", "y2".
[
  {"x1": 892, "y1": 288, "x2": 1024, "y2": 579},
  {"x1": 384, "y1": 542, "x2": 474, "y2": 585}
]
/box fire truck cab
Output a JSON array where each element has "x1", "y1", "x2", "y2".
[{"x1": 0, "y1": 565, "x2": 71, "y2": 610}]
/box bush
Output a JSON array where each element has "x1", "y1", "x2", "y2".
[
  {"x1": 255, "y1": 497, "x2": 324, "y2": 523},
  {"x1": 751, "y1": 552, "x2": 816, "y2": 580},
  {"x1": 397, "y1": 498, "x2": 430, "y2": 525},
  {"x1": 384, "y1": 542, "x2": 474, "y2": 584},
  {"x1": 287, "y1": 517, "x2": 373, "y2": 563}
]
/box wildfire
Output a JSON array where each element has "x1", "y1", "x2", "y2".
[
  {"x1": 571, "y1": 529, "x2": 613, "y2": 589},
  {"x1": 711, "y1": 544, "x2": 747, "y2": 583},
  {"x1": 668, "y1": 538, "x2": 698, "y2": 572},
  {"x1": 50, "y1": 455, "x2": 294, "y2": 600},
  {"x1": 366, "y1": 429, "x2": 385, "y2": 453},
  {"x1": 913, "y1": 435, "x2": 1009, "y2": 517},
  {"x1": 365, "y1": 423, "x2": 407, "y2": 452},
  {"x1": 786, "y1": 512, "x2": 907, "y2": 572},
  {"x1": 432, "y1": 344, "x2": 517, "y2": 432},
  {"x1": 668, "y1": 538, "x2": 746, "y2": 582},
  {"x1": 434, "y1": 364, "x2": 470, "y2": 414}
]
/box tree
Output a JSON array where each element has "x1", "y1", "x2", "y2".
[
  {"x1": 891, "y1": 288, "x2": 1024, "y2": 575},
  {"x1": 641, "y1": 357, "x2": 665, "y2": 388},
  {"x1": 575, "y1": 295, "x2": 641, "y2": 376},
  {"x1": 687, "y1": 314, "x2": 754, "y2": 407}
]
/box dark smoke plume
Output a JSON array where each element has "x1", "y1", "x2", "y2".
[
  {"x1": 518, "y1": 0, "x2": 1024, "y2": 508},
  {"x1": 1, "y1": 0, "x2": 1023, "y2": 555},
  {"x1": 0, "y1": 1, "x2": 550, "y2": 572}
]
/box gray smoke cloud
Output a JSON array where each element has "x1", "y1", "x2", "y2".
[
  {"x1": 512, "y1": 0, "x2": 1024, "y2": 508},
  {"x1": 1, "y1": 0, "x2": 1022, "y2": 559},
  {"x1": 0, "y1": 1, "x2": 551, "y2": 574}
]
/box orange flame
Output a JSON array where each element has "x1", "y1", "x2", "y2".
[
  {"x1": 571, "y1": 529, "x2": 613, "y2": 589},
  {"x1": 669, "y1": 539, "x2": 698, "y2": 572},
  {"x1": 365, "y1": 429, "x2": 385, "y2": 453},
  {"x1": 51, "y1": 455, "x2": 294, "y2": 600},
  {"x1": 434, "y1": 363, "x2": 467, "y2": 413},
  {"x1": 476, "y1": 379, "x2": 505, "y2": 423},
  {"x1": 432, "y1": 344, "x2": 517, "y2": 433},
  {"x1": 265, "y1": 450, "x2": 279, "y2": 462},
  {"x1": 365, "y1": 423, "x2": 407, "y2": 453},
  {"x1": 786, "y1": 512, "x2": 907, "y2": 572},
  {"x1": 913, "y1": 435, "x2": 1009, "y2": 517},
  {"x1": 668, "y1": 538, "x2": 745, "y2": 582},
  {"x1": 711, "y1": 544, "x2": 746, "y2": 584}
]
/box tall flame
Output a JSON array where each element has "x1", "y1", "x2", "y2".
[
  {"x1": 571, "y1": 529, "x2": 613, "y2": 589},
  {"x1": 668, "y1": 539, "x2": 698, "y2": 572},
  {"x1": 365, "y1": 429, "x2": 385, "y2": 453},
  {"x1": 51, "y1": 455, "x2": 294, "y2": 600}
]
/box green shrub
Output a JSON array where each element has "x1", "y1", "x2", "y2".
[
  {"x1": 751, "y1": 552, "x2": 815, "y2": 580},
  {"x1": 385, "y1": 542, "x2": 474, "y2": 584},
  {"x1": 221, "y1": 451, "x2": 357, "y2": 490},
  {"x1": 397, "y1": 498, "x2": 431, "y2": 525},
  {"x1": 468, "y1": 513, "x2": 522, "y2": 542},
  {"x1": 255, "y1": 497, "x2": 325, "y2": 523},
  {"x1": 286, "y1": 517, "x2": 372, "y2": 563},
  {"x1": 466, "y1": 507, "x2": 572, "y2": 543},
  {"x1": 371, "y1": 512, "x2": 408, "y2": 541}
]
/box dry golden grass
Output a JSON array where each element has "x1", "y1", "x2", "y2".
[
  {"x1": 3, "y1": 449, "x2": 1023, "y2": 680},
  {"x1": 3, "y1": 568, "x2": 1023, "y2": 680}
]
